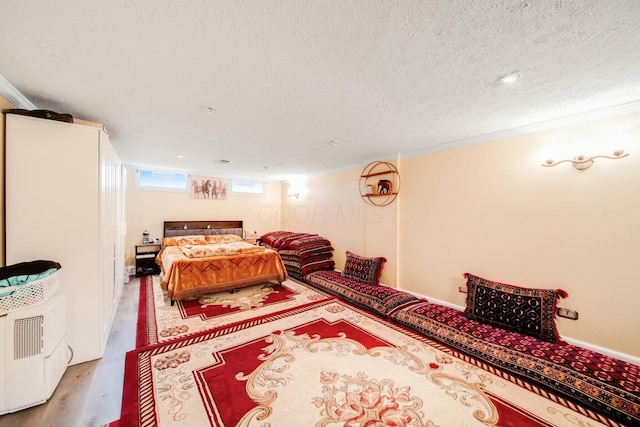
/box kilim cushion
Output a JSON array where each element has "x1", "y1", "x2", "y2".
[
  {"x1": 259, "y1": 231, "x2": 314, "y2": 248},
  {"x1": 464, "y1": 273, "x2": 568, "y2": 343},
  {"x1": 341, "y1": 251, "x2": 386, "y2": 286},
  {"x1": 288, "y1": 235, "x2": 333, "y2": 251}
]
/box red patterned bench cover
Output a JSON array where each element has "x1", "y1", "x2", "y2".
[
  {"x1": 279, "y1": 257, "x2": 335, "y2": 279},
  {"x1": 279, "y1": 250, "x2": 334, "y2": 264},
  {"x1": 390, "y1": 301, "x2": 640, "y2": 426},
  {"x1": 304, "y1": 270, "x2": 421, "y2": 318}
]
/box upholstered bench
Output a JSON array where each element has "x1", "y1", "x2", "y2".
[
  {"x1": 390, "y1": 300, "x2": 640, "y2": 426},
  {"x1": 304, "y1": 270, "x2": 421, "y2": 317}
]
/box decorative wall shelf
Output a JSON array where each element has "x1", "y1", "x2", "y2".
[{"x1": 359, "y1": 161, "x2": 400, "y2": 206}]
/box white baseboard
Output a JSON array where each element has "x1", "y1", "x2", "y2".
[
  {"x1": 399, "y1": 288, "x2": 640, "y2": 366},
  {"x1": 561, "y1": 337, "x2": 640, "y2": 365}
]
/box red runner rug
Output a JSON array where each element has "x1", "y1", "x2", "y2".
[{"x1": 122, "y1": 298, "x2": 621, "y2": 427}]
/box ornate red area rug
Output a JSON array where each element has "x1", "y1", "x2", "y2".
[
  {"x1": 122, "y1": 298, "x2": 620, "y2": 427},
  {"x1": 137, "y1": 276, "x2": 333, "y2": 346}
]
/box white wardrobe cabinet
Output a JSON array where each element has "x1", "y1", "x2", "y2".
[{"x1": 5, "y1": 113, "x2": 126, "y2": 365}]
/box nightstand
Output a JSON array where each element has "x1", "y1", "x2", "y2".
[{"x1": 135, "y1": 243, "x2": 162, "y2": 277}]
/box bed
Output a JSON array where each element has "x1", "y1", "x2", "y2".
[{"x1": 156, "y1": 220, "x2": 288, "y2": 301}]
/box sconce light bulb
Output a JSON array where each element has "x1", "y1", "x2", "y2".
[
  {"x1": 613, "y1": 149, "x2": 624, "y2": 157},
  {"x1": 545, "y1": 159, "x2": 554, "y2": 165}
]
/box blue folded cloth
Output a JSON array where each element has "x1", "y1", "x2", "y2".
[{"x1": 0, "y1": 260, "x2": 61, "y2": 297}]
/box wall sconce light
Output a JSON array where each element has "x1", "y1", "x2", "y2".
[
  {"x1": 542, "y1": 149, "x2": 629, "y2": 170},
  {"x1": 286, "y1": 174, "x2": 307, "y2": 200}
]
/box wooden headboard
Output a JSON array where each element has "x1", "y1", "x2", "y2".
[{"x1": 163, "y1": 220, "x2": 244, "y2": 237}]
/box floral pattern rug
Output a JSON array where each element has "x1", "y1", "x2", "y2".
[
  {"x1": 137, "y1": 276, "x2": 333, "y2": 346},
  {"x1": 122, "y1": 298, "x2": 621, "y2": 427}
]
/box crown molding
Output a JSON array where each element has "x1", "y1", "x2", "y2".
[
  {"x1": 400, "y1": 100, "x2": 640, "y2": 160},
  {"x1": 307, "y1": 100, "x2": 640, "y2": 178},
  {"x1": 0, "y1": 74, "x2": 36, "y2": 109}
]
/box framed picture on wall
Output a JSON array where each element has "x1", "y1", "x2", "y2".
[{"x1": 190, "y1": 175, "x2": 230, "y2": 200}]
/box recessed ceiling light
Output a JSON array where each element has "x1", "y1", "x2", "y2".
[
  {"x1": 499, "y1": 71, "x2": 521, "y2": 84},
  {"x1": 201, "y1": 105, "x2": 217, "y2": 115},
  {"x1": 177, "y1": 154, "x2": 184, "y2": 159},
  {"x1": 329, "y1": 140, "x2": 340, "y2": 147}
]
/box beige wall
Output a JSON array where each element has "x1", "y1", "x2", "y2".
[
  {"x1": 4, "y1": 97, "x2": 636, "y2": 359},
  {"x1": 280, "y1": 166, "x2": 399, "y2": 286},
  {"x1": 280, "y1": 112, "x2": 640, "y2": 358},
  {"x1": 5, "y1": 106, "x2": 635, "y2": 359},
  {"x1": 399, "y1": 112, "x2": 640, "y2": 357},
  {"x1": 0, "y1": 95, "x2": 17, "y2": 266},
  {"x1": 124, "y1": 165, "x2": 283, "y2": 266}
]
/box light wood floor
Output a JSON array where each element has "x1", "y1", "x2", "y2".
[{"x1": 0, "y1": 278, "x2": 140, "y2": 427}]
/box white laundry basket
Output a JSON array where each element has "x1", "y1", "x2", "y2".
[{"x1": 0, "y1": 272, "x2": 60, "y2": 315}]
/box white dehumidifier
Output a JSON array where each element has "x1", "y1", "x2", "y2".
[{"x1": 0, "y1": 271, "x2": 68, "y2": 414}]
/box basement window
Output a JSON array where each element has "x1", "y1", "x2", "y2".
[
  {"x1": 135, "y1": 169, "x2": 188, "y2": 192},
  {"x1": 231, "y1": 179, "x2": 264, "y2": 195}
]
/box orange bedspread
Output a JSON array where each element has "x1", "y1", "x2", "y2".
[{"x1": 157, "y1": 246, "x2": 288, "y2": 300}]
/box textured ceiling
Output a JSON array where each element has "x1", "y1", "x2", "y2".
[{"x1": 1, "y1": 0, "x2": 640, "y2": 180}]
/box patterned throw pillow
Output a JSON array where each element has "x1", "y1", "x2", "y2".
[
  {"x1": 205, "y1": 234, "x2": 243, "y2": 244},
  {"x1": 162, "y1": 235, "x2": 208, "y2": 247},
  {"x1": 464, "y1": 273, "x2": 568, "y2": 343},
  {"x1": 341, "y1": 251, "x2": 386, "y2": 286}
]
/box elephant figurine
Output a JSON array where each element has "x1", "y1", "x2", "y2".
[{"x1": 378, "y1": 179, "x2": 392, "y2": 194}]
